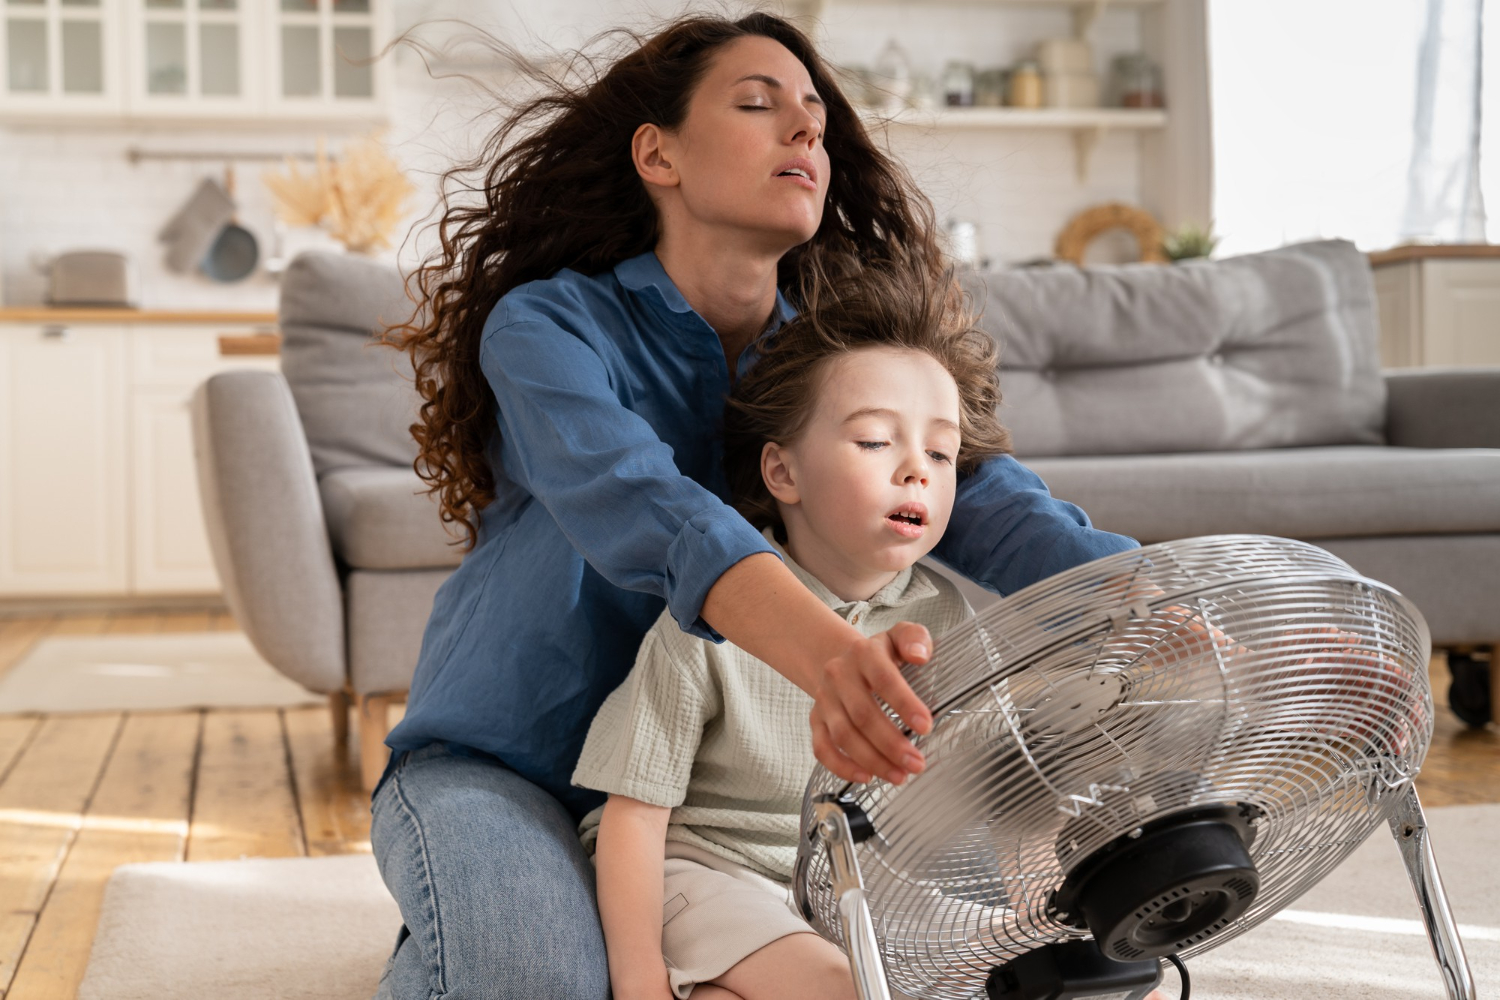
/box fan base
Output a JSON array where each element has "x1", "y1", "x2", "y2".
[
  {"x1": 986, "y1": 940, "x2": 1161, "y2": 1000},
  {"x1": 1050, "y1": 805, "x2": 1260, "y2": 961}
]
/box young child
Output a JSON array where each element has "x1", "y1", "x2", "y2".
[{"x1": 571, "y1": 263, "x2": 1012, "y2": 1000}]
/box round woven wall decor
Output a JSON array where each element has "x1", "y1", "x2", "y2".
[{"x1": 1054, "y1": 202, "x2": 1168, "y2": 265}]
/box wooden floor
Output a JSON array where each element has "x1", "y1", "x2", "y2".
[
  {"x1": 0, "y1": 611, "x2": 374, "y2": 999},
  {"x1": 0, "y1": 612, "x2": 1495, "y2": 999}
]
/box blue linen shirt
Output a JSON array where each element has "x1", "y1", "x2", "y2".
[{"x1": 382, "y1": 250, "x2": 1139, "y2": 817}]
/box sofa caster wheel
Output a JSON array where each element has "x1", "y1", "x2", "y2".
[{"x1": 1447, "y1": 652, "x2": 1492, "y2": 727}]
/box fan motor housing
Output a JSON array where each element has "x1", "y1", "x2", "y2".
[{"x1": 1050, "y1": 805, "x2": 1261, "y2": 961}]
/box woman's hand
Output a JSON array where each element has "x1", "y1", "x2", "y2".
[{"x1": 810, "y1": 622, "x2": 936, "y2": 785}]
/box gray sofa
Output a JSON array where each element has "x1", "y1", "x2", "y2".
[{"x1": 191, "y1": 240, "x2": 1499, "y2": 790}]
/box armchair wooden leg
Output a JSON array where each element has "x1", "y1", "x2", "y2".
[
  {"x1": 358, "y1": 693, "x2": 399, "y2": 792},
  {"x1": 329, "y1": 689, "x2": 351, "y2": 746}
]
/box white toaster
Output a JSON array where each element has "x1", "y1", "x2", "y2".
[{"x1": 47, "y1": 250, "x2": 139, "y2": 307}]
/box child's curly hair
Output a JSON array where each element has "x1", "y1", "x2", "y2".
[{"x1": 724, "y1": 252, "x2": 1013, "y2": 539}]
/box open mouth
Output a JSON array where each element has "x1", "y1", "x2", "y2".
[
  {"x1": 773, "y1": 158, "x2": 818, "y2": 188},
  {"x1": 886, "y1": 504, "x2": 928, "y2": 536}
]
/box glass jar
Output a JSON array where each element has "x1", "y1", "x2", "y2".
[
  {"x1": 1008, "y1": 60, "x2": 1043, "y2": 108},
  {"x1": 974, "y1": 68, "x2": 1008, "y2": 107},
  {"x1": 871, "y1": 38, "x2": 913, "y2": 111},
  {"x1": 942, "y1": 60, "x2": 975, "y2": 108},
  {"x1": 1110, "y1": 53, "x2": 1164, "y2": 108}
]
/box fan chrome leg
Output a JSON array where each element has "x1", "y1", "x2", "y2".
[
  {"x1": 1388, "y1": 785, "x2": 1476, "y2": 1000},
  {"x1": 812, "y1": 796, "x2": 893, "y2": 1000}
]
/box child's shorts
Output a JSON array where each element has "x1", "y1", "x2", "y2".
[{"x1": 659, "y1": 841, "x2": 819, "y2": 998}]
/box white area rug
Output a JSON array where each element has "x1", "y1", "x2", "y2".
[
  {"x1": 77, "y1": 806, "x2": 1499, "y2": 1000},
  {"x1": 80, "y1": 855, "x2": 399, "y2": 1000},
  {"x1": 0, "y1": 632, "x2": 323, "y2": 713}
]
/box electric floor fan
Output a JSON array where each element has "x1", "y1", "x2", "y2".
[{"x1": 794, "y1": 535, "x2": 1475, "y2": 1000}]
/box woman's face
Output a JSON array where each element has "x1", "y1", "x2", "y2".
[{"x1": 648, "y1": 35, "x2": 832, "y2": 250}]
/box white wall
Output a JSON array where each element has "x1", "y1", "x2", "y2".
[{"x1": 0, "y1": 0, "x2": 1178, "y2": 308}]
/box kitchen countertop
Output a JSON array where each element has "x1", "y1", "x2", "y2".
[
  {"x1": 1368, "y1": 244, "x2": 1500, "y2": 267},
  {"x1": 0, "y1": 307, "x2": 278, "y2": 324}
]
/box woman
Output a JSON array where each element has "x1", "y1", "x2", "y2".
[{"x1": 378, "y1": 13, "x2": 1137, "y2": 999}]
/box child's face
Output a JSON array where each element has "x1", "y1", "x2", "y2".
[{"x1": 763, "y1": 346, "x2": 962, "y2": 580}]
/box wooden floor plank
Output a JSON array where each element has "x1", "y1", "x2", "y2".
[
  {"x1": 47, "y1": 614, "x2": 110, "y2": 637},
  {"x1": 6, "y1": 712, "x2": 200, "y2": 1000},
  {"x1": 103, "y1": 613, "x2": 161, "y2": 635},
  {"x1": 0, "y1": 715, "x2": 122, "y2": 995},
  {"x1": 0, "y1": 618, "x2": 54, "y2": 677},
  {"x1": 1416, "y1": 654, "x2": 1500, "y2": 808},
  {"x1": 155, "y1": 611, "x2": 213, "y2": 634},
  {"x1": 284, "y1": 706, "x2": 372, "y2": 856},
  {"x1": 0, "y1": 718, "x2": 41, "y2": 786},
  {"x1": 187, "y1": 710, "x2": 305, "y2": 861}
]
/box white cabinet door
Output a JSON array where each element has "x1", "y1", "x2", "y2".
[
  {"x1": 265, "y1": 0, "x2": 388, "y2": 120},
  {"x1": 122, "y1": 0, "x2": 260, "y2": 116},
  {"x1": 0, "y1": 0, "x2": 124, "y2": 116},
  {"x1": 129, "y1": 325, "x2": 278, "y2": 594},
  {"x1": 0, "y1": 323, "x2": 128, "y2": 596},
  {"x1": 1422, "y1": 260, "x2": 1500, "y2": 367}
]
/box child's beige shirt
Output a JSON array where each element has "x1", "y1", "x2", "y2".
[{"x1": 571, "y1": 529, "x2": 972, "y2": 881}]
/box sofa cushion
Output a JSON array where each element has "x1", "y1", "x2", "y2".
[
  {"x1": 320, "y1": 466, "x2": 463, "y2": 571},
  {"x1": 1026, "y1": 446, "x2": 1500, "y2": 544},
  {"x1": 970, "y1": 239, "x2": 1386, "y2": 458},
  {"x1": 279, "y1": 251, "x2": 422, "y2": 477}
]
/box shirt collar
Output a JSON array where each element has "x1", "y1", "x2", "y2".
[
  {"x1": 761, "y1": 527, "x2": 938, "y2": 614},
  {"x1": 614, "y1": 250, "x2": 797, "y2": 356}
]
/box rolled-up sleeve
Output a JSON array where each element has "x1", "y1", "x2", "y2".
[
  {"x1": 934, "y1": 455, "x2": 1139, "y2": 596},
  {"x1": 482, "y1": 318, "x2": 775, "y2": 639}
]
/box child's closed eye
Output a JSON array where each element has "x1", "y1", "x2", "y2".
[
  {"x1": 928, "y1": 450, "x2": 953, "y2": 464},
  {"x1": 856, "y1": 440, "x2": 889, "y2": 451}
]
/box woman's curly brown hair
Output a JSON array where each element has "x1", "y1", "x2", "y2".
[
  {"x1": 386, "y1": 11, "x2": 945, "y2": 549},
  {"x1": 724, "y1": 254, "x2": 1012, "y2": 540}
]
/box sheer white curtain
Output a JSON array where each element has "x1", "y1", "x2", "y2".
[
  {"x1": 1210, "y1": 0, "x2": 1490, "y2": 255},
  {"x1": 1402, "y1": 0, "x2": 1486, "y2": 241}
]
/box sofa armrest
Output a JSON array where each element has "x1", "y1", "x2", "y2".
[
  {"x1": 191, "y1": 370, "x2": 346, "y2": 693},
  {"x1": 1384, "y1": 367, "x2": 1500, "y2": 449}
]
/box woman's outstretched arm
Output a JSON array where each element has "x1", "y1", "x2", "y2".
[{"x1": 702, "y1": 552, "x2": 934, "y2": 785}]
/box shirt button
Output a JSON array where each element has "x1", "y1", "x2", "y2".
[{"x1": 850, "y1": 612, "x2": 862, "y2": 624}]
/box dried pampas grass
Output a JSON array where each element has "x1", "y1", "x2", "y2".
[{"x1": 262, "y1": 133, "x2": 413, "y2": 254}]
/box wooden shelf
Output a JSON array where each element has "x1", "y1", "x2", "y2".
[
  {"x1": 866, "y1": 107, "x2": 1167, "y2": 130},
  {"x1": 861, "y1": 107, "x2": 1166, "y2": 182},
  {"x1": 0, "y1": 308, "x2": 278, "y2": 324}
]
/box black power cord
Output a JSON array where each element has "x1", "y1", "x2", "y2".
[{"x1": 1165, "y1": 954, "x2": 1191, "y2": 1000}]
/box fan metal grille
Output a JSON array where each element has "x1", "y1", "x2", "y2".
[{"x1": 796, "y1": 535, "x2": 1433, "y2": 999}]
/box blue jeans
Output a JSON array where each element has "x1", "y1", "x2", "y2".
[{"x1": 370, "y1": 743, "x2": 611, "y2": 999}]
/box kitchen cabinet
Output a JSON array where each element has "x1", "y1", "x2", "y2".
[
  {"x1": 0, "y1": 323, "x2": 129, "y2": 595},
  {"x1": 124, "y1": 0, "x2": 260, "y2": 116},
  {"x1": 0, "y1": 0, "x2": 390, "y2": 121},
  {"x1": 0, "y1": 0, "x2": 125, "y2": 114},
  {"x1": 0, "y1": 316, "x2": 278, "y2": 599},
  {"x1": 1370, "y1": 247, "x2": 1500, "y2": 368}
]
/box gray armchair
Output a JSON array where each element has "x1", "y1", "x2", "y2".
[{"x1": 192, "y1": 252, "x2": 460, "y2": 789}]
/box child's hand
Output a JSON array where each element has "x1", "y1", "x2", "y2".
[{"x1": 809, "y1": 622, "x2": 934, "y2": 785}]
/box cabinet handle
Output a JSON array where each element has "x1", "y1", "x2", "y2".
[{"x1": 41, "y1": 325, "x2": 69, "y2": 340}]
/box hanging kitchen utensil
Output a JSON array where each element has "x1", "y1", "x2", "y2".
[{"x1": 201, "y1": 165, "x2": 259, "y2": 282}]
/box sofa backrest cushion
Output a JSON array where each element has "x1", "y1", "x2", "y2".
[
  {"x1": 279, "y1": 251, "x2": 421, "y2": 477},
  {"x1": 967, "y1": 239, "x2": 1386, "y2": 458}
]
